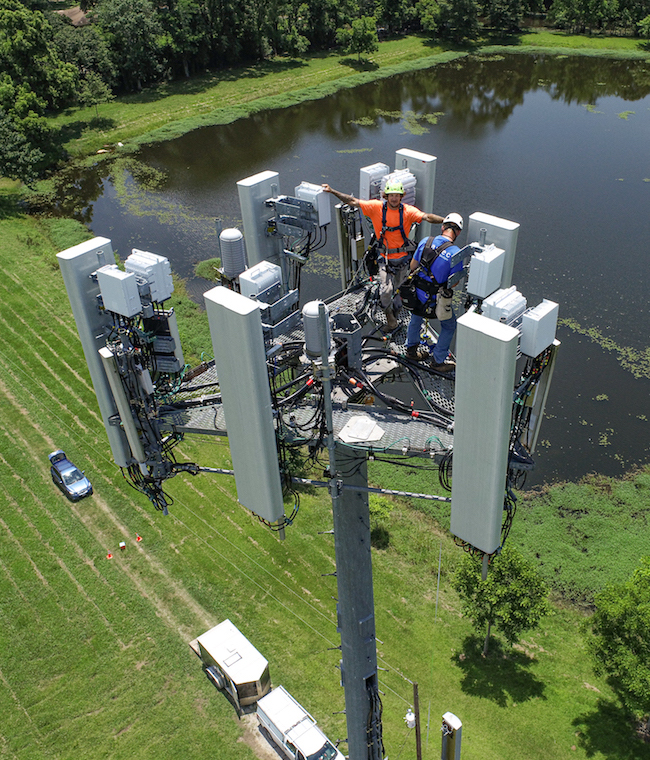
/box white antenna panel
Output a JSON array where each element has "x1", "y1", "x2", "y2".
[
  {"x1": 204, "y1": 286, "x2": 284, "y2": 524},
  {"x1": 451, "y1": 311, "x2": 518, "y2": 555}
]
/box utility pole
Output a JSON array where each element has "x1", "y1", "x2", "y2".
[
  {"x1": 413, "y1": 682, "x2": 422, "y2": 760},
  {"x1": 331, "y1": 444, "x2": 382, "y2": 760},
  {"x1": 317, "y1": 303, "x2": 382, "y2": 760}
]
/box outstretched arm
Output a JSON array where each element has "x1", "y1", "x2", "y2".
[
  {"x1": 422, "y1": 212, "x2": 445, "y2": 224},
  {"x1": 322, "y1": 184, "x2": 361, "y2": 208}
]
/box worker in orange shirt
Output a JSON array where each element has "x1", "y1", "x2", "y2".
[{"x1": 323, "y1": 180, "x2": 445, "y2": 331}]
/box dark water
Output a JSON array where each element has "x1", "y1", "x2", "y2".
[{"x1": 58, "y1": 53, "x2": 650, "y2": 486}]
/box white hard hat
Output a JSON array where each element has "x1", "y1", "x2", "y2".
[{"x1": 443, "y1": 213, "x2": 463, "y2": 231}]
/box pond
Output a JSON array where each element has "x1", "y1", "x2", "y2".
[{"x1": 57, "y1": 52, "x2": 650, "y2": 487}]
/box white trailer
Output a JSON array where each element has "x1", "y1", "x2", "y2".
[
  {"x1": 256, "y1": 685, "x2": 345, "y2": 760},
  {"x1": 189, "y1": 619, "x2": 271, "y2": 710}
]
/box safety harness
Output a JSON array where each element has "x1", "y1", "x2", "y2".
[
  {"x1": 398, "y1": 237, "x2": 454, "y2": 317},
  {"x1": 411, "y1": 237, "x2": 454, "y2": 296},
  {"x1": 378, "y1": 202, "x2": 414, "y2": 263}
]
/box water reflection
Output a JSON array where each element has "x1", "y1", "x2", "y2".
[
  {"x1": 54, "y1": 53, "x2": 650, "y2": 485},
  {"x1": 137, "y1": 54, "x2": 650, "y2": 181},
  {"x1": 48, "y1": 163, "x2": 107, "y2": 224}
]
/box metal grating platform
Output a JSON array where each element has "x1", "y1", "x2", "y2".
[
  {"x1": 158, "y1": 401, "x2": 452, "y2": 459},
  {"x1": 159, "y1": 280, "x2": 456, "y2": 458}
]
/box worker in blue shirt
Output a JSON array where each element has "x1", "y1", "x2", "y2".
[{"x1": 404, "y1": 214, "x2": 464, "y2": 373}]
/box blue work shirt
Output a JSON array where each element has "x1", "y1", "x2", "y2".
[{"x1": 412, "y1": 234, "x2": 463, "y2": 303}]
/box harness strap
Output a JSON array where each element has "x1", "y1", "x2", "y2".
[
  {"x1": 420, "y1": 237, "x2": 454, "y2": 270},
  {"x1": 379, "y1": 201, "x2": 410, "y2": 249},
  {"x1": 412, "y1": 238, "x2": 454, "y2": 295}
]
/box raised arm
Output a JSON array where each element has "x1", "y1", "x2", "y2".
[{"x1": 322, "y1": 184, "x2": 361, "y2": 208}]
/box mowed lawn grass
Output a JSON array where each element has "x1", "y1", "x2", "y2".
[{"x1": 1, "y1": 193, "x2": 650, "y2": 759}]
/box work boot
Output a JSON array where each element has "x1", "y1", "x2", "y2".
[
  {"x1": 405, "y1": 345, "x2": 428, "y2": 361},
  {"x1": 382, "y1": 307, "x2": 398, "y2": 332},
  {"x1": 430, "y1": 360, "x2": 455, "y2": 373}
]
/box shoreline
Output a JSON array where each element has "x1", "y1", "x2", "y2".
[{"x1": 43, "y1": 36, "x2": 650, "y2": 169}]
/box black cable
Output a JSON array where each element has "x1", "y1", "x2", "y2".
[
  {"x1": 350, "y1": 368, "x2": 451, "y2": 427},
  {"x1": 439, "y1": 449, "x2": 453, "y2": 491},
  {"x1": 371, "y1": 455, "x2": 440, "y2": 471}
]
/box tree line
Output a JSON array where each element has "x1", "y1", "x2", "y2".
[{"x1": 2, "y1": 0, "x2": 650, "y2": 183}]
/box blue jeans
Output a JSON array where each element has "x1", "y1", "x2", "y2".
[{"x1": 406, "y1": 309, "x2": 457, "y2": 364}]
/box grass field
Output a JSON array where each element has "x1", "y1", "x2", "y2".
[
  {"x1": 4, "y1": 27, "x2": 650, "y2": 758},
  {"x1": 2, "y1": 185, "x2": 650, "y2": 758}
]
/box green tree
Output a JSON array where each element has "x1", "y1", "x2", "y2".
[
  {"x1": 0, "y1": 108, "x2": 44, "y2": 185},
  {"x1": 94, "y1": 0, "x2": 164, "y2": 91},
  {"x1": 78, "y1": 70, "x2": 115, "y2": 117},
  {"x1": 453, "y1": 547, "x2": 550, "y2": 655},
  {"x1": 336, "y1": 16, "x2": 379, "y2": 60},
  {"x1": 301, "y1": 0, "x2": 353, "y2": 50},
  {"x1": 639, "y1": 13, "x2": 650, "y2": 37},
  {"x1": 49, "y1": 13, "x2": 115, "y2": 88},
  {"x1": 588, "y1": 557, "x2": 650, "y2": 732},
  {"x1": 157, "y1": 0, "x2": 209, "y2": 78},
  {"x1": 0, "y1": 0, "x2": 76, "y2": 109},
  {"x1": 548, "y1": 0, "x2": 619, "y2": 33},
  {"x1": 200, "y1": 0, "x2": 243, "y2": 64},
  {"x1": 417, "y1": 0, "x2": 439, "y2": 33},
  {"x1": 481, "y1": 0, "x2": 524, "y2": 31},
  {"x1": 375, "y1": 0, "x2": 418, "y2": 33},
  {"x1": 0, "y1": 73, "x2": 64, "y2": 182},
  {"x1": 425, "y1": 0, "x2": 480, "y2": 42}
]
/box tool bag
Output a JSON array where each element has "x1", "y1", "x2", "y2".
[{"x1": 364, "y1": 236, "x2": 380, "y2": 276}]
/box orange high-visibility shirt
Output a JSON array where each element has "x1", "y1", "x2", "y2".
[{"x1": 358, "y1": 199, "x2": 424, "y2": 259}]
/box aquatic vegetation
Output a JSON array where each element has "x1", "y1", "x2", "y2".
[
  {"x1": 594, "y1": 394, "x2": 609, "y2": 401},
  {"x1": 349, "y1": 108, "x2": 445, "y2": 135},
  {"x1": 375, "y1": 109, "x2": 404, "y2": 120},
  {"x1": 345, "y1": 117, "x2": 375, "y2": 127},
  {"x1": 403, "y1": 110, "x2": 428, "y2": 135},
  {"x1": 108, "y1": 158, "x2": 168, "y2": 217},
  {"x1": 303, "y1": 251, "x2": 340, "y2": 279},
  {"x1": 125, "y1": 160, "x2": 167, "y2": 191},
  {"x1": 617, "y1": 110, "x2": 635, "y2": 119},
  {"x1": 107, "y1": 158, "x2": 221, "y2": 254},
  {"x1": 560, "y1": 317, "x2": 650, "y2": 379},
  {"x1": 581, "y1": 103, "x2": 603, "y2": 113}
]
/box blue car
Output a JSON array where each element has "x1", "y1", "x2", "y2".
[{"x1": 48, "y1": 450, "x2": 93, "y2": 501}]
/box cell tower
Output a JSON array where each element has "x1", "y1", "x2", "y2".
[{"x1": 58, "y1": 149, "x2": 559, "y2": 760}]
